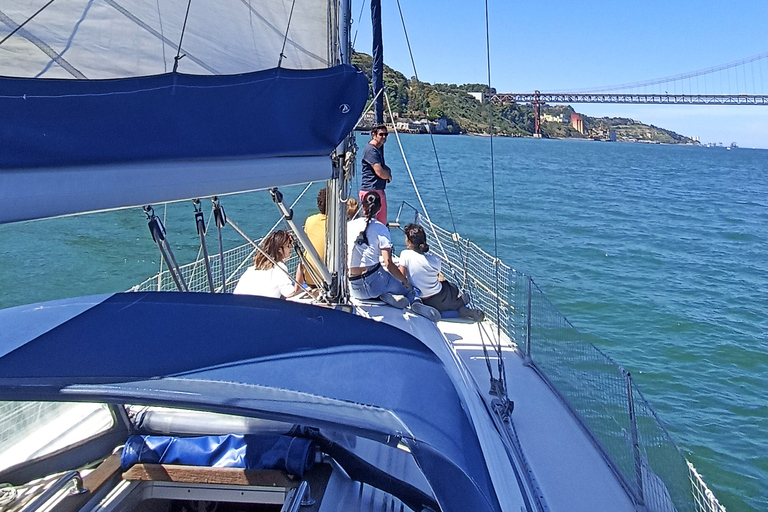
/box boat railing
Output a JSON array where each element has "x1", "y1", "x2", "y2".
[
  {"x1": 129, "y1": 213, "x2": 724, "y2": 512},
  {"x1": 415, "y1": 213, "x2": 724, "y2": 512},
  {"x1": 131, "y1": 241, "x2": 300, "y2": 294}
]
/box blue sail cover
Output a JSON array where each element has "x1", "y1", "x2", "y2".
[
  {"x1": 0, "y1": 66, "x2": 368, "y2": 223},
  {"x1": 0, "y1": 293, "x2": 502, "y2": 512},
  {"x1": 0, "y1": 66, "x2": 366, "y2": 168}
]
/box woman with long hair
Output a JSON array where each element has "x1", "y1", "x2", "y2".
[
  {"x1": 398, "y1": 223, "x2": 483, "y2": 320},
  {"x1": 234, "y1": 229, "x2": 297, "y2": 299},
  {"x1": 347, "y1": 192, "x2": 439, "y2": 321}
]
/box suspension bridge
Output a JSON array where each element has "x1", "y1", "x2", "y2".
[{"x1": 490, "y1": 51, "x2": 768, "y2": 137}]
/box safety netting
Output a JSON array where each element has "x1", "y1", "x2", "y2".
[{"x1": 130, "y1": 212, "x2": 725, "y2": 512}]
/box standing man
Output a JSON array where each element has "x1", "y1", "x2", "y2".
[{"x1": 359, "y1": 124, "x2": 391, "y2": 224}]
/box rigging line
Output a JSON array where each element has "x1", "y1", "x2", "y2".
[
  {"x1": 173, "y1": 0, "x2": 193, "y2": 73},
  {"x1": 207, "y1": 186, "x2": 314, "y2": 292},
  {"x1": 355, "y1": 86, "x2": 384, "y2": 130},
  {"x1": 277, "y1": 0, "x2": 298, "y2": 68},
  {"x1": 0, "y1": 0, "x2": 55, "y2": 48},
  {"x1": 383, "y1": 92, "x2": 450, "y2": 264},
  {"x1": 393, "y1": 0, "x2": 461, "y2": 247},
  {"x1": 34, "y1": 0, "x2": 93, "y2": 79},
  {"x1": 484, "y1": 0, "x2": 505, "y2": 386},
  {"x1": 0, "y1": 8, "x2": 85, "y2": 78},
  {"x1": 104, "y1": 0, "x2": 218, "y2": 74},
  {"x1": 351, "y1": 0, "x2": 368, "y2": 48},
  {"x1": 227, "y1": 218, "x2": 299, "y2": 288},
  {"x1": 237, "y1": 0, "x2": 326, "y2": 66},
  {"x1": 156, "y1": 204, "x2": 168, "y2": 291}
]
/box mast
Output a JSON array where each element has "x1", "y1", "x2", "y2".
[
  {"x1": 326, "y1": 0, "x2": 354, "y2": 302},
  {"x1": 371, "y1": 0, "x2": 384, "y2": 124}
]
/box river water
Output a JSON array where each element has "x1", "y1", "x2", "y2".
[{"x1": 0, "y1": 134, "x2": 765, "y2": 511}]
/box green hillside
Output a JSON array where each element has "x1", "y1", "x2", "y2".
[{"x1": 351, "y1": 52, "x2": 694, "y2": 143}]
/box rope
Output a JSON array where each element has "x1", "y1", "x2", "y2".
[
  {"x1": 193, "y1": 199, "x2": 215, "y2": 293},
  {"x1": 277, "y1": 0, "x2": 298, "y2": 68},
  {"x1": 227, "y1": 218, "x2": 299, "y2": 289},
  {"x1": 0, "y1": 0, "x2": 56, "y2": 48},
  {"x1": 383, "y1": 93, "x2": 450, "y2": 264},
  {"x1": 484, "y1": 0, "x2": 506, "y2": 394},
  {"x1": 212, "y1": 185, "x2": 314, "y2": 291},
  {"x1": 393, "y1": 0, "x2": 462, "y2": 252},
  {"x1": 144, "y1": 205, "x2": 188, "y2": 292},
  {"x1": 172, "y1": 0, "x2": 193, "y2": 72},
  {"x1": 355, "y1": 86, "x2": 384, "y2": 130},
  {"x1": 351, "y1": 0, "x2": 368, "y2": 48},
  {"x1": 156, "y1": 204, "x2": 168, "y2": 291}
]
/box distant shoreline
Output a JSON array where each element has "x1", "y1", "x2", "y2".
[{"x1": 354, "y1": 129, "x2": 701, "y2": 145}]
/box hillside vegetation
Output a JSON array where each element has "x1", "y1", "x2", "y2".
[{"x1": 351, "y1": 52, "x2": 694, "y2": 143}]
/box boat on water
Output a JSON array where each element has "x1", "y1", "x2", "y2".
[{"x1": 0, "y1": 1, "x2": 726, "y2": 512}]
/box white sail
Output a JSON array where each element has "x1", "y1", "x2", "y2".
[
  {"x1": 0, "y1": 0, "x2": 337, "y2": 78},
  {"x1": 0, "y1": 0, "x2": 367, "y2": 224}
]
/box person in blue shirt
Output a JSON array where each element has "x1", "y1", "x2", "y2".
[{"x1": 359, "y1": 124, "x2": 391, "y2": 224}]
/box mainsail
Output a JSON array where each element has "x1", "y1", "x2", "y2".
[{"x1": 0, "y1": 0, "x2": 367, "y2": 223}]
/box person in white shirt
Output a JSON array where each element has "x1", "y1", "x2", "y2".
[
  {"x1": 398, "y1": 223, "x2": 483, "y2": 320},
  {"x1": 347, "y1": 192, "x2": 439, "y2": 321},
  {"x1": 234, "y1": 230, "x2": 297, "y2": 299}
]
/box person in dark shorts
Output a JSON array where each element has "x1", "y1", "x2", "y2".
[
  {"x1": 359, "y1": 124, "x2": 391, "y2": 224},
  {"x1": 398, "y1": 223, "x2": 484, "y2": 320}
]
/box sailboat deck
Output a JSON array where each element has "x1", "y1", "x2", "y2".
[{"x1": 354, "y1": 300, "x2": 636, "y2": 512}]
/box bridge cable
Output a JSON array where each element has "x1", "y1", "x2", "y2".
[{"x1": 564, "y1": 51, "x2": 768, "y2": 94}]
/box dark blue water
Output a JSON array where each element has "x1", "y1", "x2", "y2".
[{"x1": 1, "y1": 134, "x2": 765, "y2": 511}]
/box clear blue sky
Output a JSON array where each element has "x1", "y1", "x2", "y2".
[{"x1": 351, "y1": 0, "x2": 768, "y2": 148}]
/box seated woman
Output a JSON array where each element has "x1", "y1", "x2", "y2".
[
  {"x1": 347, "y1": 192, "x2": 439, "y2": 321},
  {"x1": 296, "y1": 193, "x2": 360, "y2": 289},
  {"x1": 234, "y1": 230, "x2": 297, "y2": 299},
  {"x1": 398, "y1": 223, "x2": 483, "y2": 320}
]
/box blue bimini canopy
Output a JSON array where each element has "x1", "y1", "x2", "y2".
[
  {"x1": 0, "y1": 293, "x2": 502, "y2": 512},
  {"x1": 0, "y1": 65, "x2": 368, "y2": 223}
]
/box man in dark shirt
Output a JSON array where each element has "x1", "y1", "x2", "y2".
[{"x1": 359, "y1": 124, "x2": 391, "y2": 224}]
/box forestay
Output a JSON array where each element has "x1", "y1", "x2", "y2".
[{"x1": 0, "y1": 0, "x2": 367, "y2": 224}]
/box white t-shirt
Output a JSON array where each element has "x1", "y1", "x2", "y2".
[
  {"x1": 233, "y1": 262, "x2": 293, "y2": 298},
  {"x1": 347, "y1": 217, "x2": 392, "y2": 268},
  {"x1": 398, "y1": 249, "x2": 442, "y2": 298}
]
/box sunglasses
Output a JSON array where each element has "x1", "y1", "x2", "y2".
[{"x1": 377, "y1": 132, "x2": 388, "y2": 138}]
